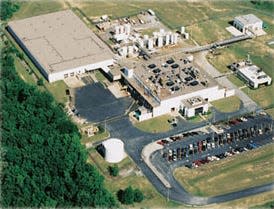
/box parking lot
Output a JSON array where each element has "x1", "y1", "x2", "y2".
[
  {"x1": 75, "y1": 83, "x2": 133, "y2": 122},
  {"x1": 153, "y1": 114, "x2": 273, "y2": 169}
]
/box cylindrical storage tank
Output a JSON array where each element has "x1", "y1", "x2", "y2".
[
  {"x1": 153, "y1": 31, "x2": 158, "y2": 38},
  {"x1": 181, "y1": 26, "x2": 185, "y2": 34},
  {"x1": 174, "y1": 33, "x2": 178, "y2": 44},
  {"x1": 122, "y1": 46, "x2": 127, "y2": 56},
  {"x1": 144, "y1": 34, "x2": 149, "y2": 40},
  {"x1": 125, "y1": 24, "x2": 131, "y2": 35},
  {"x1": 157, "y1": 36, "x2": 163, "y2": 47},
  {"x1": 102, "y1": 138, "x2": 125, "y2": 163},
  {"x1": 184, "y1": 32, "x2": 189, "y2": 39},
  {"x1": 120, "y1": 25, "x2": 124, "y2": 34},
  {"x1": 115, "y1": 26, "x2": 120, "y2": 34},
  {"x1": 165, "y1": 34, "x2": 170, "y2": 45},
  {"x1": 138, "y1": 38, "x2": 144, "y2": 48},
  {"x1": 160, "y1": 28, "x2": 165, "y2": 34},
  {"x1": 170, "y1": 33, "x2": 175, "y2": 44},
  {"x1": 148, "y1": 38, "x2": 154, "y2": 49},
  {"x1": 128, "y1": 45, "x2": 134, "y2": 56}
]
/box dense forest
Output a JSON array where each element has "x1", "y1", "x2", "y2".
[
  {"x1": 0, "y1": 45, "x2": 116, "y2": 207},
  {"x1": 0, "y1": 0, "x2": 20, "y2": 20}
]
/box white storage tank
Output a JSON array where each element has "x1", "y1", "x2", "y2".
[
  {"x1": 174, "y1": 33, "x2": 178, "y2": 44},
  {"x1": 128, "y1": 45, "x2": 134, "y2": 56},
  {"x1": 125, "y1": 24, "x2": 131, "y2": 35},
  {"x1": 102, "y1": 138, "x2": 125, "y2": 163},
  {"x1": 170, "y1": 33, "x2": 175, "y2": 44},
  {"x1": 148, "y1": 38, "x2": 154, "y2": 50},
  {"x1": 144, "y1": 34, "x2": 149, "y2": 40},
  {"x1": 160, "y1": 28, "x2": 165, "y2": 35},
  {"x1": 181, "y1": 26, "x2": 185, "y2": 34},
  {"x1": 138, "y1": 38, "x2": 144, "y2": 48},
  {"x1": 157, "y1": 36, "x2": 163, "y2": 47},
  {"x1": 165, "y1": 34, "x2": 170, "y2": 45},
  {"x1": 115, "y1": 26, "x2": 120, "y2": 34}
]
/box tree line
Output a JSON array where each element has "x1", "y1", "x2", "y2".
[
  {"x1": 0, "y1": 44, "x2": 116, "y2": 207},
  {"x1": 0, "y1": 0, "x2": 20, "y2": 21}
]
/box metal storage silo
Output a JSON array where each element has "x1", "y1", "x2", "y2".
[{"x1": 102, "y1": 138, "x2": 125, "y2": 163}]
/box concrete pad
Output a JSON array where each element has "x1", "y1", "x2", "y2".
[
  {"x1": 108, "y1": 82, "x2": 128, "y2": 98},
  {"x1": 253, "y1": 29, "x2": 267, "y2": 36},
  {"x1": 64, "y1": 76, "x2": 85, "y2": 88},
  {"x1": 226, "y1": 26, "x2": 243, "y2": 37}
]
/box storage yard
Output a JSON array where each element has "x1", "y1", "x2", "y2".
[{"x1": 5, "y1": 0, "x2": 274, "y2": 207}]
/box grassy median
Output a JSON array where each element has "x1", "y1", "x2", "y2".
[
  {"x1": 211, "y1": 96, "x2": 241, "y2": 113},
  {"x1": 134, "y1": 114, "x2": 172, "y2": 133}
]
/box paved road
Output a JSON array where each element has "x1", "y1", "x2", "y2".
[
  {"x1": 105, "y1": 113, "x2": 274, "y2": 205},
  {"x1": 195, "y1": 51, "x2": 258, "y2": 111}
]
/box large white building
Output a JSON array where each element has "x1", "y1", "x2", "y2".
[
  {"x1": 8, "y1": 10, "x2": 114, "y2": 83},
  {"x1": 233, "y1": 14, "x2": 263, "y2": 34},
  {"x1": 123, "y1": 56, "x2": 234, "y2": 120}
]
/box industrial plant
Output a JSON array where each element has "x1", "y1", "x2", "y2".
[{"x1": 5, "y1": 3, "x2": 274, "y2": 207}]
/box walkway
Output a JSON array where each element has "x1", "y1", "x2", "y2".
[{"x1": 195, "y1": 51, "x2": 258, "y2": 111}]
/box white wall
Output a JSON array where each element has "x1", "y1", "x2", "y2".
[
  {"x1": 48, "y1": 59, "x2": 114, "y2": 82},
  {"x1": 153, "y1": 86, "x2": 225, "y2": 117}
]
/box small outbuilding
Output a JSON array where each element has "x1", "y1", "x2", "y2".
[
  {"x1": 233, "y1": 14, "x2": 263, "y2": 34},
  {"x1": 102, "y1": 138, "x2": 126, "y2": 163}
]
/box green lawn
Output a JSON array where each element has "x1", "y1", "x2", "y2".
[
  {"x1": 252, "y1": 200, "x2": 274, "y2": 209},
  {"x1": 13, "y1": 55, "x2": 37, "y2": 86},
  {"x1": 187, "y1": 115, "x2": 203, "y2": 123},
  {"x1": 134, "y1": 114, "x2": 172, "y2": 133},
  {"x1": 11, "y1": 0, "x2": 67, "y2": 20},
  {"x1": 140, "y1": 27, "x2": 159, "y2": 36},
  {"x1": 211, "y1": 96, "x2": 241, "y2": 113},
  {"x1": 243, "y1": 85, "x2": 274, "y2": 109},
  {"x1": 174, "y1": 144, "x2": 274, "y2": 197},
  {"x1": 81, "y1": 129, "x2": 110, "y2": 144},
  {"x1": 76, "y1": 1, "x2": 273, "y2": 31},
  {"x1": 95, "y1": 70, "x2": 107, "y2": 83},
  {"x1": 227, "y1": 74, "x2": 246, "y2": 87}
]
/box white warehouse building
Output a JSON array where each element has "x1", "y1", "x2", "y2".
[
  {"x1": 233, "y1": 14, "x2": 263, "y2": 34},
  {"x1": 7, "y1": 10, "x2": 114, "y2": 83}
]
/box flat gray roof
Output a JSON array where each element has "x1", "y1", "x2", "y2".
[
  {"x1": 234, "y1": 14, "x2": 262, "y2": 26},
  {"x1": 8, "y1": 10, "x2": 113, "y2": 74},
  {"x1": 123, "y1": 54, "x2": 218, "y2": 106}
]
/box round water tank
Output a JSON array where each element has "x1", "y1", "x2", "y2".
[{"x1": 102, "y1": 138, "x2": 125, "y2": 163}]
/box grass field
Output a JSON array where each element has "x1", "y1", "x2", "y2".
[
  {"x1": 205, "y1": 191, "x2": 274, "y2": 209},
  {"x1": 81, "y1": 129, "x2": 110, "y2": 144},
  {"x1": 95, "y1": 70, "x2": 107, "y2": 83},
  {"x1": 13, "y1": 55, "x2": 37, "y2": 86},
  {"x1": 134, "y1": 114, "x2": 172, "y2": 133},
  {"x1": 243, "y1": 86, "x2": 274, "y2": 109},
  {"x1": 252, "y1": 200, "x2": 274, "y2": 209},
  {"x1": 211, "y1": 96, "x2": 241, "y2": 113},
  {"x1": 11, "y1": 0, "x2": 68, "y2": 20},
  {"x1": 88, "y1": 149, "x2": 180, "y2": 208},
  {"x1": 174, "y1": 144, "x2": 274, "y2": 197}
]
